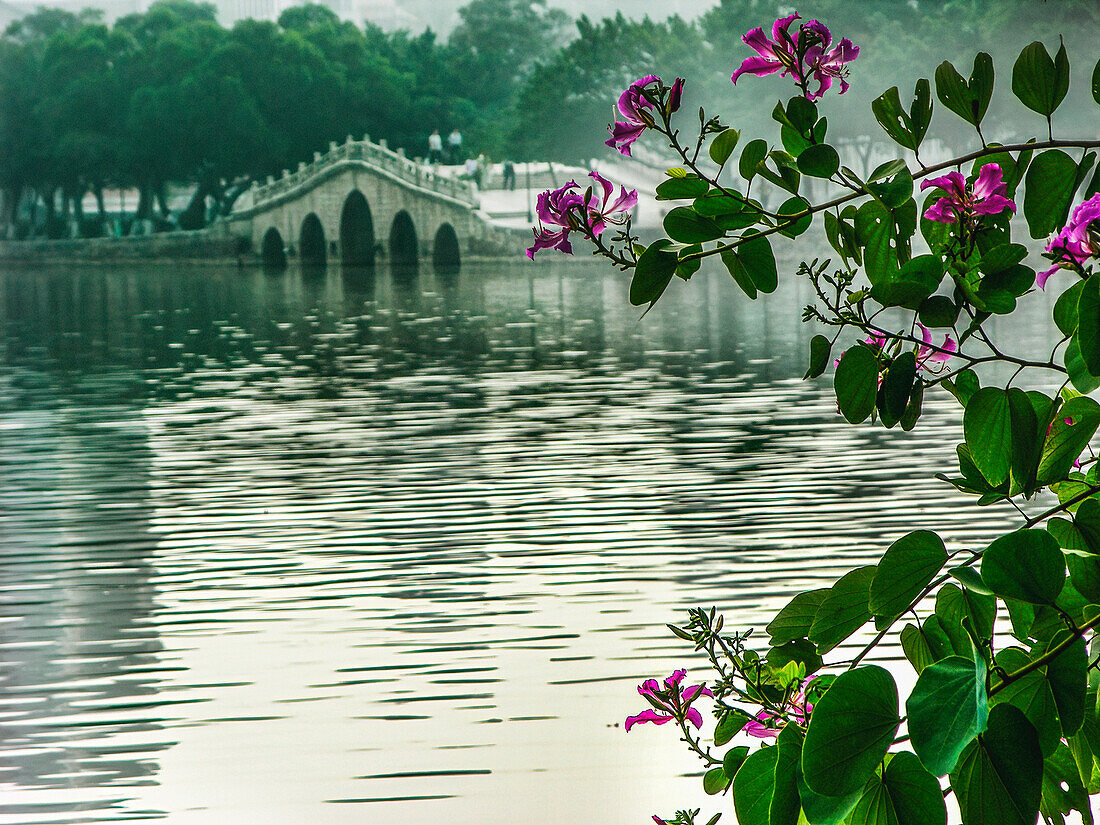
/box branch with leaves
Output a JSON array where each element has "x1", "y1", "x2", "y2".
[{"x1": 527, "y1": 10, "x2": 1100, "y2": 825}]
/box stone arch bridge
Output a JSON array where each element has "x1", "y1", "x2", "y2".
[{"x1": 228, "y1": 135, "x2": 518, "y2": 269}]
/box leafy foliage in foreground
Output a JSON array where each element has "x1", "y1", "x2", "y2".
[{"x1": 533, "y1": 13, "x2": 1100, "y2": 825}]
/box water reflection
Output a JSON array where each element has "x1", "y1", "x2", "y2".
[{"x1": 0, "y1": 260, "x2": 1059, "y2": 824}]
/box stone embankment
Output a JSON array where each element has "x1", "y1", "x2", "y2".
[{"x1": 0, "y1": 227, "x2": 242, "y2": 265}]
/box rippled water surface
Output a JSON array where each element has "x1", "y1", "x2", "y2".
[{"x1": 0, "y1": 260, "x2": 1058, "y2": 824}]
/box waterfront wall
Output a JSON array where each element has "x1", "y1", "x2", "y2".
[{"x1": 0, "y1": 229, "x2": 242, "y2": 265}]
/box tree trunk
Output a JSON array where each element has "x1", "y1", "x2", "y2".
[
  {"x1": 155, "y1": 185, "x2": 170, "y2": 220},
  {"x1": 177, "y1": 179, "x2": 209, "y2": 231},
  {"x1": 1, "y1": 185, "x2": 18, "y2": 238},
  {"x1": 71, "y1": 188, "x2": 85, "y2": 237},
  {"x1": 135, "y1": 184, "x2": 153, "y2": 221}
]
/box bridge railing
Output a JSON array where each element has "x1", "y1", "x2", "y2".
[{"x1": 245, "y1": 135, "x2": 480, "y2": 211}]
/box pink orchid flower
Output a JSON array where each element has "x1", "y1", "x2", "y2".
[
  {"x1": 731, "y1": 14, "x2": 858, "y2": 101},
  {"x1": 606, "y1": 75, "x2": 685, "y2": 156},
  {"x1": 915, "y1": 323, "x2": 956, "y2": 372},
  {"x1": 527, "y1": 172, "x2": 638, "y2": 259},
  {"x1": 625, "y1": 669, "x2": 713, "y2": 732},
  {"x1": 1038, "y1": 193, "x2": 1100, "y2": 289},
  {"x1": 919, "y1": 164, "x2": 1016, "y2": 225}
]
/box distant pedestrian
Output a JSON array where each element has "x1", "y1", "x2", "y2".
[
  {"x1": 502, "y1": 160, "x2": 516, "y2": 191},
  {"x1": 427, "y1": 129, "x2": 443, "y2": 164},
  {"x1": 464, "y1": 156, "x2": 481, "y2": 188},
  {"x1": 447, "y1": 128, "x2": 463, "y2": 163}
]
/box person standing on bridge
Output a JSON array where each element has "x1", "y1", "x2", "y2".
[
  {"x1": 428, "y1": 129, "x2": 443, "y2": 164},
  {"x1": 447, "y1": 128, "x2": 463, "y2": 163}
]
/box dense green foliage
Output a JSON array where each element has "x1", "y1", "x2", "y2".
[
  {"x1": 0, "y1": 0, "x2": 567, "y2": 235},
  {"x1": 1, "y1": 0, "x2": 1096, "y2": 238}
]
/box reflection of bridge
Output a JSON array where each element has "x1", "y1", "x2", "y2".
[{"x1": 228, "y1": 135, "x2": 518, "y2": 269}]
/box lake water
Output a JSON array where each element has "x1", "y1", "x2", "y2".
[{"x1": 0, "y1": 259, "x2": 1057, "y2": 824}]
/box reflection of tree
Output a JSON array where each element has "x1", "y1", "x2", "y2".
[{"x1": 0, "y1": 381, "x2": 167, "y2": 815}]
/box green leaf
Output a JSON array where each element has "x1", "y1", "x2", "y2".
[
  {"x1": 694, "y1": 189, "x2": 749, "y2": 217},
  {"x1": 1054, "y1": 280, "x2": 1084, "y2": 337},
  {"x1": 797, "y1": 143, "x2": 840, "y2": 178},
  {"x1": 1075, "y1": 276, "x2": 1100, "y2": 377},
  {"x1": 1012, "y1": 40, "x2": 1070, "y2": 117},
  {"x1": 1024, "y1": 150, "x2": 1078, "y2": 239},
  {"x1": 655, "y1": 176, "x2": 710, "y2": 200},
  {"x1": 870, "y1": 530, "x2": 947, "y2": 625},
  {"x1": 835, "y1": 346, "x2": 879, "y2": 425},
  {"x1": 797, "y1": 769, "x2": 863, "y2": 825},
  {"x1": 715, "y1": 710, "x2": 753, "y2": 746},
  {"x1": 768, "y1": 588, "x2": 830, "y2": 645},
  {"x1": 918, "y1": 295, "x2": 959, "y2": 328},
  {"x1": 786, "y1": 95, "x2": 818, "y2": 132},
  {"x1": 709, "y1": 128, "x2": 741, "y2": 166},
  {"x1": 950, "y1": 704, "x2": 1043, "y2": 825},
  {"x1": 629, "y1": 239, "x2": 677, "y2": 306},
  {"x1": 901, "y1": 381, "x2": 924, "y2": 432},
  {"x1": 906, "y1": 655, "x2": 989, "y2": 776},
  {"x1": 847, "y1": 751, "x2": 947, "y2": 825},
  {"x1": 934, "y1": 53, "x2": 993, "y2": 127},
  {"x1": 704, "y1": 765, "x2": 730, "y2": 796},
  {"x1": 1038, "y1": 395, "x2": 1100, "y2": 484},
  {"x1": 872, "y1": 86, "x2": 916, "y2": 149},
  {"x1": 880, "y1": 350, "x2": 916, "y2": 424},
  {"x1": 768, "y1": 639, "x2": 823, "y2": 676},
  {"x1": 1044, "y1": 631, "x2": 1089, "y2": 736},
  {"x1": 1007, "y1": 387, "x2": 1041, "y2": 492},
  {"x1": 992, "y1": 648, "x2": 1062, "y2": 755},
  {"x1": 801, "y1": 665, "x2": 900, "y2": 796},
  {"x1": 703, "y1": 765, "x2": 728, "y2": 795},
  {"x1": 1094, "y1": 56, "x2": 1100, "y2": 105},
  {"x1": 870, "y1": 253, "x2": 943, "y2": 309},
  {"x1": 809, "y1": 566, "x2": 875, "y2": 653},
  {"x1": 981, "y1": 242, "x2": 1027, "y2": 274},
  {"x1": 734, "y1": 727, "x2": 801, "y2": 825},
  {"x1": 723, "y1": 745, "x2": 750, "y2": 777},
  {"x1": 1068, "y1": 553, "x2": 1100, "y2": 603},
  {"x1": 663, "y1": 207, "x2": 724, "y2": 244},
  {"x1": 805, "y1": 335, "x2": 832, "y2": 380},
  {"x1": 1066, "y1": 340, "x2": 1100, "y2": 394},
  {"x1": 855, "y1": 200, "x2": 894, "y2": 285},
  {"x1": 963, "y1": 387, "x2": 1012, "y2": 485},
  {"x1": 777, "y1": 196, "x2": 812, "y2": 238},
  {"x1": 739, "y1": 231, "x2": 777, "y2": 293},
  {"x1": 981, "y1": 528, "x2": 1066, "y2": 605},
  {"x1": 1040, "y1": 746, "x2": 1094, "y2": 825},
  {"x1": 740, "y1": 138, "x2": 768, "y2": 182},
  {"x1": 901, "y1": 623, "x2": 937, "y2": 674},
  {"x1": 950, "y1": 565, "x2": 993, "y2": 595}
]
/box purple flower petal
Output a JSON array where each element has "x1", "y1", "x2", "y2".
[
  {"x1": 668, "y1": 78, "x2": 684, "y2": 113},
  {"x1": 684, "y1": 708, "x2": 705, "y2": 729},
  {"x1": 664, "y1": 669, "x2": 687, "y2": 690},
  {"x1": 681, "y1": 683, "x2": 714, "y2": 703},
  {"x1": 625, "y1": 709, "x2": 674, "y2": 731},
  {"x1": 771, "y1": 12, "x2": 800, "y2": 43},
  {"x1": 922, "y1": 197, "x2": 959, "y2": 224},
  {"x1": 732, "y1": 54, "x2": 784, "y2": 84},
  {"x1": 920, "y1": 172, "x2": 966, "y2": 198},
  {"x1": 1037, "y1": 264, "x2": 1061, "y2": 290}
]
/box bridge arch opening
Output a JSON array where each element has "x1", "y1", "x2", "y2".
[
  {"x1": 340, "y1": 190, "x2": 376, "y2": 268},
  {"x1": 432, "y1": 223, "x2": 461, "y2": 273},
  {"x1": 261, "y1": 227, "x2": 287, "y2": 269},
  {"x1": 300, "y1": 213, "x2": 326, "y2": 266},
  {"x1": 389, "y1": 210, "x2": 419, "y2": 269}
]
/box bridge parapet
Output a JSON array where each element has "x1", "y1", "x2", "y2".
[{"x1": 247, "y1": 135, "x2": 480, "y2": 211}]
